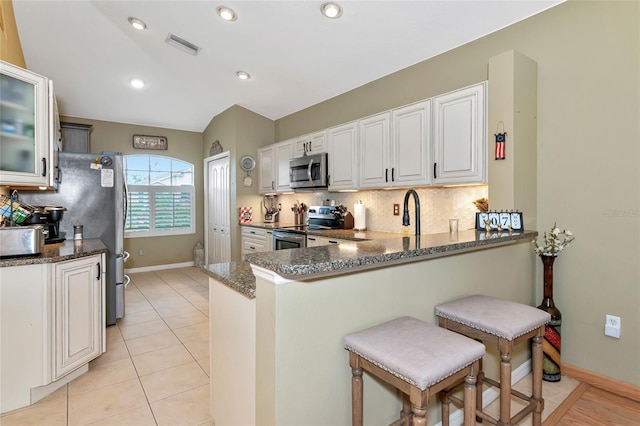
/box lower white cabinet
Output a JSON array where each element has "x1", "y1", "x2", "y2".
[
  {"x1": 53, "y1": 255, "x2": 104, "y2": 380},
  {"x1": 306, "y1": 235, "x2": 356, "y2": 248},
  {"x1": 242, "y1": 227, "x2": 273, "y2": 255},
  {"x1": 0, "y1": 253, "x2": 105, "y2": 413}
]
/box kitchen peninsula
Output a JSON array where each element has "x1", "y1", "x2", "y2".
[{"x1": 206, "y1": 229, "x2": 538, "y2": 425}]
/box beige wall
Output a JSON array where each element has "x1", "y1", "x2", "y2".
[
  {"x1": 273, "y1": 1, "x2": 640, "y2": 386},
  {"x1": 0, "y1": 0, "x2": 26, "y2": 68},
  {"x1": 60, "y1": 116, "x2": 204, "y2": 269},
  {"x1": 203, "y1": 105, "x2": 274, "y2": 260}
]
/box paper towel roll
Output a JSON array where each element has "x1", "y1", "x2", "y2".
[{"x1": 353, "y1": 203, "x2": 366, "y2": 231}]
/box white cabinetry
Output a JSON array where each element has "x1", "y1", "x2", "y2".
[
  {"x1": 53, "y1": 255, "x2": 104, "y2": 380},
  {"x1": 391, "y1": 100, "x2": 432, "y2": 186},
  {"x1": 241, "y1": 226, "x2": 273, "y2": 255},
  {"x1": 0, "y1": 60, "x2": 60, "y2": 188},
  {"x1": 306, "y1": 235, "x2": 356, "y2": 248},
  {"x1": 359, "y1": 112, "x2": 391, "y2": 188},
  {"x1": 327, "y1": 121, "x2": 358, "y2": 191},
  {"x1": 259, "y1": 141, "x2": 293, "y2": 194},
  {"x1": 293, "y1": 131, "x2": 326, "y2": 157},
  {"x1": 432, "y1": 82, "x2": 486, "y2": 185}
]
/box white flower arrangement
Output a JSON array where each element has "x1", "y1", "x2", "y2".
[{"x1": 533, "y1": 223, "x2": 575, "y2": 256}]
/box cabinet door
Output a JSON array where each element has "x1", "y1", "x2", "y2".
[
  {"x1": 433, "y1": 83, "x2": 486, "y2": 185},
  {"x1": 391, "y1": 100, "x2": 431, "y2": 187},
  {"x1": 359, "y1": 112, "x2": 390, "y2": 189},
  {"x1": 327, "y1": 121, "x2": 358, "y2": 191},
  {"x1": 0, "y1": 61, "x2": 56, "y2": 187},
  {"x1": 54, "y1": 255, "x2": 102, "y2": 380},
  {"x1": 206, "y1": 154, "x2": 230, "y2": 264},
  {"x1": 258, "y1": 145, "x2": 275, "y2": 194},
  {"x1": 293, "y1": 131, "x2": 326, "y2": 157},
  {"x1": 275, "y1": 140, "x2": 293, "y2": 192}
]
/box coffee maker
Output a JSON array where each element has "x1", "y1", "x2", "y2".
[
  {"x1": 22, "y1": 205, "x2": 67, "y2": 244},
  {"x1": 263, "y1": 195, "x2": 280, "y2": 223}
]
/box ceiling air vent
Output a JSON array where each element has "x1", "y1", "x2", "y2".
[{"x1": 165, "y1": 33, "x2": 201, "y2": 56}]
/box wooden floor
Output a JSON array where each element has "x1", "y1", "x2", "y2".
[{"x1": 543, "y1": 382, "x2": 640, "y2": 425}]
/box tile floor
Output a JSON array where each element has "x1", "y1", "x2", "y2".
[{"x1": 1, "y1": 266, "x2": 579, "y2": 425}]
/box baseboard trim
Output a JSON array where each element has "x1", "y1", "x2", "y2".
[
  {"x1": 562, "y1": 363, "x2": 640, "y2": 403},
  {"x1": 439, "y1": 359, "x2": 532, "y2": 426},
  {"x1": 125, "y1": 261, "x2": 194, "y2": 273}
]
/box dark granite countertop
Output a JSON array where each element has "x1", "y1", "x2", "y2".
[
  {"x1": 241, "y1": 222, "x2": 398, "y2": 242},
  {"x1": 0, "y1": 239, "x2": 108, "y2": 267},
  {"x1": 245, "y1": 229, "x2": 538, "y2": 279},
  {"x1": 203, "y1": 261, "x2": 256, "y2": 299}
]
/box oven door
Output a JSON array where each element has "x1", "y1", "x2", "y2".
[{"x1": 273, "y1": 230, "x2": 306, "y2": 250}]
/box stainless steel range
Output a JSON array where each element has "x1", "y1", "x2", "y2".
[{"x1": 272, "y1": 205, "x2": 342, "y2": 250}]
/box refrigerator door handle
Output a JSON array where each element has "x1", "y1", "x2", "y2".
[{"x1": 123, "y1": 251, "x2": 130, "y2": 262}]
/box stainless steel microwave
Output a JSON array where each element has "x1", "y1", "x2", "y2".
[{"x1": 289, "y1": 152, "x2": 328, "y2": 189}]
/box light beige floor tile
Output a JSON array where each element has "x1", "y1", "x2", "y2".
[
  {"x1": 163, "y1": 310, "x2": 209, "y2": 329},
  {"x1": 198, "y1": 419, "x2": 216, "y2": 426},
  {"x1": 155, "y1": 303, "x2": 201, "y2": 318},
  {"x1": 87, "y1": 404, "x2": 157, "y2": 426},
  {"x1": 182, "y1": 338, "x2": 210, "y2": 359},
  {"x1": 140, "y1": 361, "x2": 209, "y2": 402},
  {"x1": 125, "y1": 330, "x2": 182, "y2": 356},
  {"x1": 132, "y1": 344, "x2": 195, "y2": 376},
  {"x1": 117, "y1": 309, "x2": 162, "y2": 326},
  {"x1": 0, "y1": 393, "x2": 67, "y2": 426},
  {"x1": 106, "y1": 324, "x2": 123, "y2": 344},
  {"x1": 90, "y1": 339, "x2": 131, "y2": 368},
  {"x1": 197, "y1": 357, "x2": 210, "y2": 377},
  {"x1": 119, "y1": 318, "x2": 171, "y2": 340},
  {"x1": 191, "y1": 299, "x2": 209, "y2": 312},
  {"x1": 0, "y1": 385, "x2": 67, "y2": 418},
  {"x1": 151, "y1": 384, "x2": 212, "y2": 426},
  {"x1": 69, "y1": 357, "x2": 138, "y2": 396},
  {"x1": 150, "y1": 297, "x2": 193, "y2": 309},
  {"x1": 125, "y1": 299, "x2": 155, "y2": 314},
  {"x1": 173, "y1": 322, "x2": 209, "y2": 343},
  {"x1": 68, "y1": 378, "x2": 148, "y2": 425}
]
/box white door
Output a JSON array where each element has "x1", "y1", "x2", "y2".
[{"x1": 205, "y1": 153, "x2": 231, "y2": 265}]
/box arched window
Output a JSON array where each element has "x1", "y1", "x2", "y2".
[{"x1": 124, "y1": 155, "x2": 195, "y2": 237}]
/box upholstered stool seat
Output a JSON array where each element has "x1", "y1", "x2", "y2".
[
  {"x1": 435, "y1": 295, "x2": 551, "y2": 426},
  {"x1": 344, "y1": 316, "x2": 485, "y2": 426}
]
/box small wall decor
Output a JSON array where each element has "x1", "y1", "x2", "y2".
[
  {"x1": 210, "y1": 140, "x2": 223, "y2": 156},
  {"x1": 133, "y1": 134, "x2": 168, "y2": 150},
  {"x1": 494, "y1": 121, "x2": 507, "y2": 160},
  {"x1": 239, "y1": 207, "x2": 253, "y2": 224}
]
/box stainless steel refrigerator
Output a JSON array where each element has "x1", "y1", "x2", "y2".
[{"x1": 20, "y1": 152, "x2": 128, "y2": 326}]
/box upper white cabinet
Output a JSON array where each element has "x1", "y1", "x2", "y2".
[
  {"x1": 432, "y1": 82, "x2": 486, "y2": 185},
  {"x1": 360, "y1": 102, "x2": 432, "y2": 189},
  {"x1": 0, "y1": 60, "x2": 60, "y2": 189},
  {"x1": 53, "y1": 254, "x2": 104, "y2": 380},
  {"x1": 293, "y1": 130, "x2": 326, "y2": 157},
  {"x1": 258, "y1": 140, "x2": 294, "y2": 194},
  {"x1": 327, "y1": 121, "x2": 358, "y2": 191}
]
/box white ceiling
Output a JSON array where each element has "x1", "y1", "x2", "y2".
[{"x1": 13, "y1": 1, "x2": 562, "y2": 132}]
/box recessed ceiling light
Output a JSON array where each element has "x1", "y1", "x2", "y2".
[
  {"x1": 128, "y1": 17, "x2": 147, "y2": 30},
  {"x1": 321, "y1": 2, "x2": 342, "y2": 19},
  {"x1": 217, "y1": 6, "x2": 237, "y2": 21},
  {"x1": 236, "y1": 71, "x2": 251, "y2": 80},
  {"x1": 130, "y1": 78, "x2": 145, "y2": 89}
]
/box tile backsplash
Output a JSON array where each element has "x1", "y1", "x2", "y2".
[{"x1": 275, "y1": 185, "x2": 488, "y2": 234}]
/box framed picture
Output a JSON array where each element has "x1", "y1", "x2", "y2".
[{"x1": 133, "y1": 134, "x2": 168, "y2": 150}]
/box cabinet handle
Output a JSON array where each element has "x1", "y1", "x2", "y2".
[
  {"x1": 433, "y1": 162, "x2": 437, "y2": 179},
  {"x1": 41, "y1": 158, "x2": 47, "y2": 177},
  {"x1": 249, "y1": 246, "x2": 255, "y2": 250},
  {"x1": 96, "y1": 262, "x2": 101, "y2": 279},
  {"x1": 385, "y1": 168, "x2": 388, "y2": 182},
  {"x1": 328, "y1": 240, "x2": 338, "y2": 244},
  {"x1": 56, "y1": 166, "x2": 61, "y2": 183},
  {"x1": 392, "y1": 168, "x2": 395, "y2": 182},
  {"x1": 272, "y1": 181, "x2": 275, "y2": 190},
  {"x1": 250, "y1": 230, "x2": 256, "y2": 234}
]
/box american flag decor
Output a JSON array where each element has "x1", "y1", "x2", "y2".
[{"x1": 495, "y1": 132, "x2": 507, "y2": 160}]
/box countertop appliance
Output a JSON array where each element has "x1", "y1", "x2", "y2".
[
  {"x1": 19, "y1": 152, "x2": 129, "y2": 326},
  {"x1": 289, "y1": 152, "x2": 328, "y2": 189},
  {"x1": 0, "y1": 225, "x2": 45, "y2": 257},
  {"x1": 272, "y1": 205, "x2": 342, "y2": 250},
  {"x1": 263, "y1": 195, "x2": 280, "y2": 223}
]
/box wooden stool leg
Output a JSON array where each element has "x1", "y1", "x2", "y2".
[
  {"x1": 532, "y1": 330, "x2": 545, "y2": 426},
  {"x1": 400, "y1": 394, "x2": 413, "y2": 426},
  {"x1": 411, "y1": 403, "x2": 427, "y2": 426},
  {"x1": 499, "y1": 340, "x2": 513, "y2": 426},
  {"x1": 463, "y1": 363, "x2": 478, "y2": 426},
  {"x1": 349, "y1": 353, "x2": 363, "y2": 426},
  {"x1": 476, "y1": 357, "x2": 485, "y2": 423},
  {"x1": 439, "y1": 390, "x2": 451, "y2": 426}
]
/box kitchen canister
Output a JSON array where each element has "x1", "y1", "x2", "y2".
[{"x1": 353, "y1": 201, "x2": 366, "y2": 231}]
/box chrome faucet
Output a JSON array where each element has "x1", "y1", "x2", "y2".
[{"x1": 402, "y1": 189, "x2": 420, "y2": 235}]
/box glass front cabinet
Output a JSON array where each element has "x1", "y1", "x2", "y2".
[{"x1": 0, "y1": 60, "x2": 60, "y2": 189}]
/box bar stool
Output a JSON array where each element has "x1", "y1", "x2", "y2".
[
  {"x1": 344, "y1": 316, "x2": 485, "y2": 426},
  {"x1": 435, "y1": 295, "x2": 551, "y2": 426}
]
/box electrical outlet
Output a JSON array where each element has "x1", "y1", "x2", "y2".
[
  {"x1": 393, "y1": 204, "x2": 400, "y2": 216},
  {"x1": 138, "y1": 249, "x2": 144, "y2": 256},
  {"x1": 605, "y1": 314, "x2": 621, "y2": 338}
]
